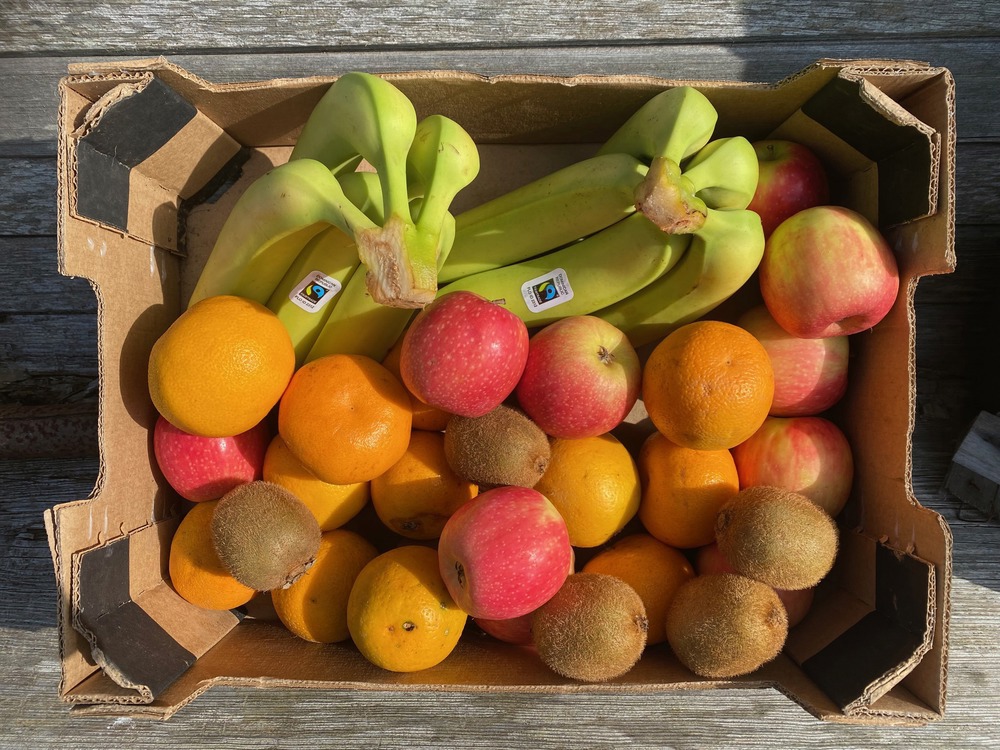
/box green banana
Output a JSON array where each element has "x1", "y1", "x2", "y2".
[
  {"x1": 188, "y1": 158, "x2": 379, "y2": 308},
  {"x1": 598, "y1": 86, "x2": 722, "y2": 235},
  {"x1": 265, "y1": 171, "x2": 387, "y2": 365},
  {"x1": 682, "y1": 136, "x2": 759, "y2": 211},
  {"x1": 440, "y1": 152, "x2": 650, "y2": 283},
  {"x1": 304, "y1": 211, "x2": 457, "y2": 364},
  {"x1": 597, "y1": 86, "x2": 719, "y2": 166},
  {"x1": 594, "y1": 208, "x2": 765, "y2": 348},
  {"x1": 266, "y1": 227, "x2": 361, "y2": 364},
  {"x1": 436, "y1": 212, "x2": 691, "y2": 328},
  {"x1": 404, "y1": 114, "x2": 480, "y2": 271}
]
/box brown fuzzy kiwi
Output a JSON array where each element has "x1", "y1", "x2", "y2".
[
  {"x1": 211, "y1": 481, "x2": 321, "y2": 591},
  {"x1": 444, "y1": 404, "x2": 550, "y2": 488},
  {"x1": 665, "y1": 573, "x2": 788, "y2": 679},
  {"x1": 715, "y1": 485, "x2": 839, "y2": 591},
  {"x1": 531, "y1": 572, "x2": 648, "y2": 682}
]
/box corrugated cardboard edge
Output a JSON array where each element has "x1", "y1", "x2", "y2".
[{"x1": 47, "y1": 56, "x2": 955, "y2": 724}]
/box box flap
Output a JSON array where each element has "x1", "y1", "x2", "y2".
[
  {"x1": 70, "y1": 522, "x2": 243, "y2": 703},
  {"x1": 69, "y1": 74, "x2": 243, "y2": 252},
  {"x1": 786, "y1": 533, "x2": 936, "y2": 715}
]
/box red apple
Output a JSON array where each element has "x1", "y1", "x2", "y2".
[
  {"x1": 731, "y1": 416, "x2": 854, "y2": 518},
  {"x1": 474, "y1": 614, "x2": 535, "y2": 647},
  {"x1": 515, "y1": 315, "x2": 641, "y2": 438},
  {"x1": 747, "y1": 140, "x2": 830, "y2": 239},
  {"x1": 437, "y1": 485, "x2": 572, "y2": 620},
  {"x1": 738, "y1": 304, "x2": 849, "y2": 417},
  {"x1": 153, "y1": 415, "x2": 270, "y2": 502},
  {"x1": 759, "y1": 206, "x2": 900, "y2": 338},
  {"x1": 400, "y1": 291, "x2": 529, "y2": 418}
]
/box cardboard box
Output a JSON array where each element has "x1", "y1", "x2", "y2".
[{"x1": 45, "y1": 57, "x2": 956, "y2": 724}]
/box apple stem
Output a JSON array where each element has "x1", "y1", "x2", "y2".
[
  {"x1": 455, "y1": 561, "x2": 466, "y2": 588},
  {"x1": 598, "y1": 345, "x2": 615, "y2": 366}
]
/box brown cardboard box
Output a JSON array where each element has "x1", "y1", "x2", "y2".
[{"x1": 45, "y1": 57, "x2": 956, "y2": 724}]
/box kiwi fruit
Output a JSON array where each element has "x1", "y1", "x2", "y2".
[
  {"x1": 211, "y1": 481, "x2": 321, "y2": 591},
  {"x1": 531, "y1": 572, "x2": 648, "y2": 682},
  {"x1": 715, "y1": 485, "x2": 839, "y2": 591},
  {"x1": 444, "y1": 404, "x2": 550, "y2": 488},
  {"x1": 665, "y1": 573, "x2": 788, "y2": 679}
]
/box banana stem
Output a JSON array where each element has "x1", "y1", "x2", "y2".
[
  {"x1": 355, "y1": 215, "x2": 440, "y2": 308},
  {"x1": 634, "y1": 156, "x2": 707, "y2": 235}
]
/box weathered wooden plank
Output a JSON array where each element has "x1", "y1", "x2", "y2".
[
  {"x1": 1, "y1": 238, "x2": 97, "y2": 313},
  {"x1": 0, "y1": 314, "x2": 98, "y2": 404},
  {"x1": 3, "y1": 0, "x2": 999, "y2": 53},
  {"x1": 1, "y1": 38, "x2": 997, "y2": 158}
]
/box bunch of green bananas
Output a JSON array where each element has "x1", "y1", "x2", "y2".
[
  {"x1": 436, "y1": 85, "x2": 766, "y2": 348},
  {"x1": 190, "y1": 77, "x2": 766, "y2": 366},
  {"x1": 188, "y1": 72, "x2": 479, "y2": 363}
]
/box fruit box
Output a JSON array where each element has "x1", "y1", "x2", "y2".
[{"x1": 46, "y1": 57, "x2": 956, "y2": 724}]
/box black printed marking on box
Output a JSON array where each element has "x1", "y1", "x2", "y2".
[
  {"x1": 75, "y1": 77, "x2": 197, "y2": 231},
  {"x1": 801, "y1": 544, "x2": 932, "y2": 711},
  {"x1": 75, "y1": 536, "x2": 197, "y2": 700},
  {"x1": 81, "y1": 78, "x2": 197, "y2": 167},
  {"x1": 802, "y1": 77, "x2": 934, "y2": 228}
]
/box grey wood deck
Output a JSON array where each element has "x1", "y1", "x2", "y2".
[{"x1": 1, "y1": 2, "x2": 998, "y2": 747}]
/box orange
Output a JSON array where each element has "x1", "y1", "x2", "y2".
[
  {"x1": 168, "y1": 500, "x2": 255, "y2": 610},
  {"x1": 148, "y1": 295, "x2": 295, "y2": 437},
  {"x1": 263, "y1": 433, "x2": 370, "y2": 531},
  {"x1": 278, "y1": 354, "x2": 412, "y2": 485},
  {"x1": 637, "y1": 430, "x2": 740, "y2": 549},
  {"x1": 642, "y1": 320, "x2": 774, "y2": 451},
  {"x1": 271, "y1": 529, "x2": 378, "y2": 643},
  {"x1": 582, "y1": 533, "x2": 695, "y2": 644},
  {"x1": 534, "y1": 433, "x2": 641, "y2": 548},
  {"x1": 382, "y1": 337, "x2": 452, "y2": 431},
  {"x1": 347, "y1": 545, "x2": 467, "y2": 672},
  {"x1": 370, "y1": 429, "x2": 478, "y2": 540}
]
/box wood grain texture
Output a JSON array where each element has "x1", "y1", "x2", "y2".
[
  {"x1": 2, "y1": 0, "x2": 999, "y2": 53},
  {"x1": 2, "y1": 3, "x2": 999, "y2": 743}
]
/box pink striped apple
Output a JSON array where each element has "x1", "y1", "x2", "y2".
[
  {"x1": 737, "y1": 304, "x2": 848, "y2": 417},
  {"x1": 747, "y1": 140, "x2": 830, "y2": 239},
  {"x1": 731, "y1": 416, "x2": 854, "y2": 518},
  {"x1": 759, "y1": 206, "x2": 899, "y2": 338}
]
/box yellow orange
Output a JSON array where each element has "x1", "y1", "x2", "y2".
[
  {"x1": 272, "y1": 529, "x2": 379, "y2": 643},
  {"x1": 371, "y1": 429, "x2": 478, "y2": 539},
  {"x1": 534, "y1": 433, "x2": 641, "y2": 548},
  {"x1": 263, "y1": 433, "x2": 370, "y2": 531},
  {"x1": 347, "y1": 545, "x2": 467, "y2": 672}
]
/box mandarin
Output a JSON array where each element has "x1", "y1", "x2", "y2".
[
  {"x1": 637, "y1": 430, "x2": 740, "y2": 549},
  {"x1": 168, "y1": 500, "x2": 255, "y2": 611},
  {"x1": 278, "y1": 354, "x2": 412, "y2": 485}
]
